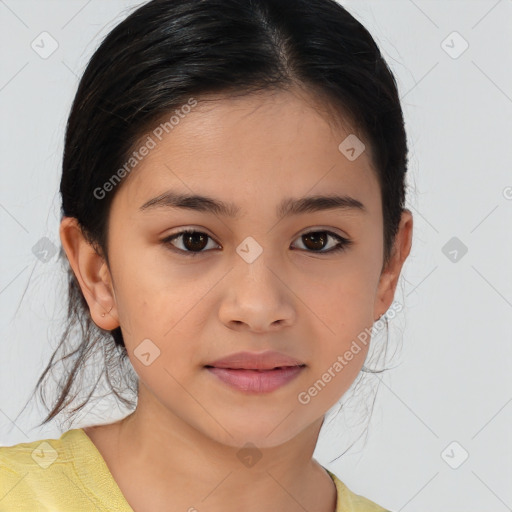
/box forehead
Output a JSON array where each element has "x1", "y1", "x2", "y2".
[{"x1": 113, "y1": 90, "x2": 380, "y2": 217}]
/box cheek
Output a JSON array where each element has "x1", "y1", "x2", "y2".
[
  {"x1": 320, "y1": 292, "x2": 373, "y2": 382},
  {"x1": 301, "y1": 335, "x2": 370, "y2": 413},
  {"x1": 111, "y1": 244, "x2": 175, "y2": 323},
  {"x1": 112, "y1": 266, "x2": 202, "y2": 373},
  {"x1": 298, "y1": 275, "x2": 374, "y2": 405},
  {"x1": 301, "y1": 263, "x2": 376, "y2": 328}
]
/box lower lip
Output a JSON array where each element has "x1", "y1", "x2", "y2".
[{"x1": 206, "y1": 366, "x2": 305, "y2": 394}]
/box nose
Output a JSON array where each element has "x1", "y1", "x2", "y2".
[{"x1": 218, "y1": 257, "x2": 296, "y2": 333}]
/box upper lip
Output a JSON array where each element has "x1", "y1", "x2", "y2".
[{"x1": 205, "y1": 350, "x2": 306, "y2": 370}]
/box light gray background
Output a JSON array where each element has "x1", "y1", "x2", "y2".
[{"x1": 1, "y1": 1, "x2": 511, "y2": 510}]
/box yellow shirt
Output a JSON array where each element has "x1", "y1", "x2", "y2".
[{"x1": 0, "y1": 429, "x2": 390, "y2": 511}]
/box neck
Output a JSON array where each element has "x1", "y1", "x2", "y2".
[{"x1": 102, "y1": 384, "x2": 337, "y2": 512}]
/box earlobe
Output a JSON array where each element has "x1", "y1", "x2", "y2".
[{"x1": 59, "y1": 217, "x2": 119, "y2": 330}]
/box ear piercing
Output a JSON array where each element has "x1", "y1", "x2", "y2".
[{"x1": 101, "y1": 306, "x2": 113, "y2": 318}]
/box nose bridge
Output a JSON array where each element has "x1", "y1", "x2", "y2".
[
  {"x1": 233, "y1": 233, "x2": 278, "y2": 290},
  {"x1": 219, "y1": 234, "x2": 295, "y2": 331}
]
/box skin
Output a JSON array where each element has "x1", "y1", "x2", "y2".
[{"x1": 60, "y1": 88, "x2": 413, "y2": 512}]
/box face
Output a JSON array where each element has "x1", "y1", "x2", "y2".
[{"x1": 66, "y1": 89, "x2": 411, "y2": 449}]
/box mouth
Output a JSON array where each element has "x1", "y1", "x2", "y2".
[
  {"x1": 204, "y1": 364, "x2": 306, "y2": 393},
  {"x1": 204, "y1": 365, "x2": 305, "y2": 371},
  {"x1": 204, "y1": 350, "x2": 306, "y2": 393}
]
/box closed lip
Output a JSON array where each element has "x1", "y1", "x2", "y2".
[{"x1": 205, "y1": 350, "x2": 306, "y2": 371}]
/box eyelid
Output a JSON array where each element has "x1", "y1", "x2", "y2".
[
  {"x1": 296, "y1": 225, "x2": 349, "y2": 240},
  {"x1": 163, "y1": 226, "x2": 220, "y2": 245},
  {"x1": 163, "y1": 225, "x2": 349, "y2": 241}
]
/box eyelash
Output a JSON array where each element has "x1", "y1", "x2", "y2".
[{"x1": 161, "y1": 229, "x2": 352, "y2": 257}]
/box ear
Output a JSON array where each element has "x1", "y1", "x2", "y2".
[
  {"x1": 59, "y1": 216, "x2": 119, "y2": 330},
  {"x1": 373, "y1": 209, "x2": 413, "y2": 321}
]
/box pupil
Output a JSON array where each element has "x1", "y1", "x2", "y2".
[
  {"x1": 185, "y1": 232, "x2": 207, "y2": 251},
  {"x1": 304, "y1": 232, "x2": 326, "y2": 251}
]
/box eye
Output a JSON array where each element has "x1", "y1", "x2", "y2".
[
  {"x1": 291, "y1": 230, "x2": 352, "y2": 254},
  {"x1": 162, "y1": 229, "x2": 220, "y2": 257},
  {"x1": 162, "y1": 229, "x2": 352, "y2": 257}
]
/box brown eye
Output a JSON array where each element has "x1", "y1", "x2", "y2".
[
  {"x1": 162, "y1": 230, "x2": 219, "y2": 256},
  {"x1": 302, "y1": 232, "x2": 328, "y2": 251},
  {"x1": 181, "y1": 232, "x2": 208, "y2": 251},
  {"x1": 292, "y1": 230, "x2": 352, "y2": 254},
  {"x1": 162, "y1": 229, "x2": 352, "y2": 258}
]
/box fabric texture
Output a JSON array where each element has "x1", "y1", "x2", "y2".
[{"x1": 0, "y1": 428, "x2": 390, "y2": 511}]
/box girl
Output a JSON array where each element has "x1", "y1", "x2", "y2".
[{"x1": 0, "y1": 0, "x2": 412, "y2": 510}]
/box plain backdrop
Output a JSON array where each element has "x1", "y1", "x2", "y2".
[{"x1": 1, "y1": 1, "x2": 511, "y2": 510}]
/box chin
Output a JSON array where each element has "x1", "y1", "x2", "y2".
[{"x1": 204, "y1": 415, "x2": 308, "y2": 450}]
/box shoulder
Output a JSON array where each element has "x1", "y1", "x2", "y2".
[
  {"x1": 326, "y1": 469, "x2": 392, "y2": 512},
  {"x1": 0, "y1": 428, "x2": 129, "y2": 511},
  {"x1": 0, "y1": 430, "x2": 70, "y2": 509},
  {"x1": 0, "y1": 429, "x2": 80, "y2": 473}
]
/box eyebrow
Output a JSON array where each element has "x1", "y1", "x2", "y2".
[{"x1": 139, "y1": 191, "x2": 366, "y2": 218}]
